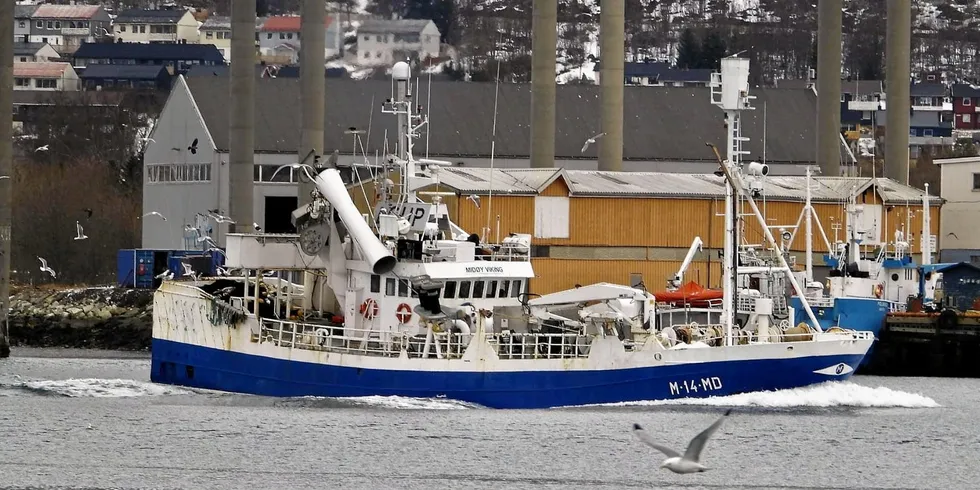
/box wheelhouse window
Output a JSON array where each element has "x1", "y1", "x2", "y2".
[
  {"x1": 511, "y1": 280, "x2": 523, "y2": 297},
  {"x1": 472, "y1": 280, "x2": 485, "y2": 298},
  {"x1": 458, "y1": 281, "x2": 471, "y2": 299},
  {"x1": 370, "y1": 274, "x2": 380, "y2": 293},
  {"x1": 443, "y1": 281, "x2": 457, "y2": 299},
  {"x1": 385, "y1": 277, "x2": 396, "y2": 296},
  {"x1": 486, "y1": 280, "x2": 497, "y2": 298},
  {"x1": 499, "y1": 280, "x2": 511, "y2": 297},
  {"x1": 398, "y1": 279, "x2": 409, "y2": 297}
]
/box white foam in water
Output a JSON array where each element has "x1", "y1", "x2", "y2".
[
  {"x1": 342, "y1": 395, "x2": 481, "y2": 410},
  {"x1": 590, "y1": 381, "x2": 941, "y2": 409},
  {"x1": 21, "y1": 378, "x2": 193, "y2": 398}
]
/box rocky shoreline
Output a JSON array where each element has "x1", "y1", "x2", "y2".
[{"x1": 7, "y1": 286, "x2": 154, "y2": 351}]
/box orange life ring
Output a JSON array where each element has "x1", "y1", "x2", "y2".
[
  {"x1": 873, "y1": 284, "x2": 883, "y2": 299},
  {"x1": 359, "y1": 298, "x2": 379, "y2": 320},
  {"x1": 396, "y1": 303, "x2": 413, "y2": 324}
]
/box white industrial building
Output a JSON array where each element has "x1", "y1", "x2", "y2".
[
  {"x1": 141, "y1": 75, "x2": 832, "y2": 250},
  {"x1": 935, "y1": 156, "x2": 980, "y2": 263}
]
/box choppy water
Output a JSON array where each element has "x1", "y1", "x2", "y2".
[{"x1": 0, "y1": 347, "x2": 976, "y2": 490}]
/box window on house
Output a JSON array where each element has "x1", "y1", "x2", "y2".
[
  {"x1": 54, "y1": 21, "x2": 61, "y2": 29},
  {"x1": 46, "y1": 21, "x2": 52, "y2": 29},
  {"x1": 35, "y1": 21, "x2": 42, "y2": 28},
  {"x1": 279, "y1": 33, "x2": 285, "y2": 39},
  {"x1": 287, "y1": 33, "x2": 293, "y2": 39},
  {"x1": 267, "y1": 33, "x2": 272, "y2": 39},
  {"x1": 363, "y1": 35, "x2": 369, "y2": 41},
  {"x1": 918, "y1": 97, "x2": 932, "y2": 106},
  {"x1": 966, "y1": 98, "x2": 973, "y2": 106},
  {"x1": 35, "y1": 79, "x2": 57, "y2": 89},
  {"x1": 206, "y1": 31, "x2": 213, "y2": 39},
  {"x1": 910, "y1": 129, "x2": 917, "y2": 137},
  {"x1": 964, "y1": 114, "x2": 972, "y2": 123},
  {"x1": 923, "y1": 129, "x2": 934, "y2": 137},
  {"x1": 139, "y1": 25, "x2": 146, "y2": 33},
  {"x1": 120, "y1": 25, "x2": 126, "y2": 32},
  {"x1": 14, "y1": 78, "x2": 29, "y2": 87},
  {"x1": 18, "y1": 57, "x2": 27, "y2": 62},
  {"x1": 18, "y1": 21, "x2": 25, "y2": 28},
  {"x1": 973, "y1": 173, "x2": 980, "y2": 190}
]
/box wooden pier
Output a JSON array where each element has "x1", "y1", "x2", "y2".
[{"x1": 862, "y1": 311, "x2": 980, "y2": 377}]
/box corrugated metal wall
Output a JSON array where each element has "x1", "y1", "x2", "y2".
[{"x1": 530, "y1": 259, "x2": 723, "y2": 293}]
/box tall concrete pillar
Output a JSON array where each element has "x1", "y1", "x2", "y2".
[
  {"x1": 298, "y1": 0, "x2": 325, "y2": 203},
  {"x1": 598, "y1": 0, "x2": 625, "y2": 172},
  {"x1": 885, "y1": 0, "x2": 912, "y2": 184},
  {"x1": 530, "y1": 0, "x2": 557, "y2": 168},
  {"x1": 816, "y1": 0, "x2": 843, "y2": 177},
  {"x1": 0, "y1": 2, "x2": 13, "y2": 358},
  {"x1": 229, "y1": 0, "x2": 256, "y2": 233}
]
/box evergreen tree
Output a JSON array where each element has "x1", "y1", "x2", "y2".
[
  {"x1": 699, "y1": 30, "x2": 727, "y2": 70},
  {"x1": 676, "y1": 28, "x2": 701, "y2": 69}
]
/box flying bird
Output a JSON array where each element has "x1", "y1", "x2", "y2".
[
  {"x1": 947, "y1": 232, "x2": 959, "y2": 240},
  {"x1": 37, "y1": 256, "x2": 56, "y2": 278},
  {"x1": 155, "y1": 269, "x2": 174, "y2": 280},
  {"x1": 580, "y1": 132, "x2": 607, "y2": 153},
  {"x1": 188, "y1": 138, "x2": 199, "y2": 155},
  {"x1": 140, "y1": 211, "x2": 167, "y2": 221},
  {"x1": 34, "y1": 145, "x2": 49, "y2": 153},
  {"x1": 74, "y1": 221, "x2": 88, "y2": 241},
  {"x1": 467, "y1": 194, "x2": 481, "y2": 209},
  {"x1": 0, "y1": 176, "x2": 9, "y2": 180},
  {"x1": 207, "y1": 211, "x2": 235, "y2": 224},
  {"x1": 83, "y1": 208, "x2": 93, "y2": 219},
  {"x1": 632, "y1": 409, "x2": 732, "y2": 474},
  {"x1": 140, "y1": 136, "x2": 156, "y2": 144}
]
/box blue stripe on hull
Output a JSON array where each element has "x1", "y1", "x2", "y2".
[
  {"x1": 790, "y1": 296, "x2": 888, "y2": 368},
  {"x1": 150, "y1": 339, "x2": 865, "y2": 409}
]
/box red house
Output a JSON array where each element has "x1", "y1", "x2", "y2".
[{"x1": 951, "y1": 83, "x2": 980, "y2": 130}]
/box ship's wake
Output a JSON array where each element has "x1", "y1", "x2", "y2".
[
  {"x1": 296, "y1": 395, "x2": 483, "y2": 410},
  {"x1": 586, "y1": 381, "x2": 940, "y2": 409},
  {"x1": 0, "y1": 378, "x2": 194, "y2": 398}
]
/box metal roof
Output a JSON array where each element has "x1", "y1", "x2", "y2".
[
  {"x1": 357, "y1": 19, "x2": 433, "y2": 35},
  {"x1": 182, "y1": 76, "x2": 823, "y2": 163},
  {"x1": 426, "y1": 168, "x2": 941, "y2": 204},
  {"x1": 13, "y1": 42, "x2": 49, "y2": 56},
  {"x1": 260, "y1": 15, "x2": 332, "y2": 32},
  {"x1": 910, "y1": 82, "x2": 947, "y2": 98},
  {"x1": 73, "y1": 42, "x2": 225, "y2": 64},
  {"x1": 80, "y1": 64, "x2": 169, "y2": 80},
  {"x1": 13, "y1": 62, "x2": 71, "y2": 78},
  {"x1": 114, "y1": 8, "x2": 187, "y2": 24},
  {"x1": 14, "y1": 5, "x2": 38, "y2": 19},
  {"x1": 32, "y1": 5, "x2": 102, "y2": 19}
]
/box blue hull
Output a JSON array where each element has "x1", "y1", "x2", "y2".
[
  {"x1": 790, "y1": 296, "x2": 888, "y2": 368},
  {"x1": 150, "y1": 339, "x2": 866, "y2": 409}
]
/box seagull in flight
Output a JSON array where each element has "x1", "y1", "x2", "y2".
[
  {"x1": 155, "y1": 269, "x2": 174, "y2": 280},
  {"x1": 34, "y1": 145, "x2": 49, "y2": 153},
  {"x1": 74, "y1": 221, "x2": 88, "y2": 241},
  {"x1": 632, "y1": 409, "x2": 732, "y2": 474},
  {"x1": 83, "y1": 208, "x2": 93, "y2": 219},
  {"x1": 37, "y1": 256, "x2": 56, "y2": 278},
  {"x1": 467, "y1": 194, "x2": 481, "y2": 209},
  {"x1": 188, "y1": 138, "x2": 199, "y2": 155},
  {"x1": 140, "y1": 211, "x2": 167, "y2": 221},
  {"x1": 947, "y1": 232, "x2": 959, "y2": 240},
  {"x1": 580, "y1": 132, "x2": 607, "y2": 153},
  {"x1": 207, "y1": 211, "x2": 235, "y2": 224}
]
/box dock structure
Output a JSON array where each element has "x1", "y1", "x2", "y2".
[
  {"x1": 228, "y1": 0, "x2": 256, "y2": 234},
  {"x1": 866, "y1": 312, "x2": 980, "y2": 377},
  {"x1": 0, "y1": 2, "x2": 12, "y2": 358}
]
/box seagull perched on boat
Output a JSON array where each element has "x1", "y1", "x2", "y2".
[
  {"x1": 140, "y1": 211, "x2": 167, "y2": 221},
  {"x1": 74, "y1": 221, "x2": 88, "y2": 241},
  {"x1": 580, "y1": 132, "x2": 607, "y2": 153},
  {"x1": 467, "y1": 194, "x2": 481, "y2": 209},
  {"x1": 37, "y1": 257, "x2": 56, "y2": 278},
  {"x1": 632, "y1": 409, "x2": 732, "y2": 474}
]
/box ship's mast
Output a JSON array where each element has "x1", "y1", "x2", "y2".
[
  {"x1": 805, "y1": 167, "x2": 813, "y2": 283},
  {"x1": 921, "y1": 182, "x2": 931, "y2": 265}
]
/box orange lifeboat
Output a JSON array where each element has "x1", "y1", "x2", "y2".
[{"x1": 652, "y1": 281, "x2": 724, "y2": 307}]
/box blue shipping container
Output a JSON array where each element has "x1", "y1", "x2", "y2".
[{"x1": 117, "y1": 249, "x2": 177, "y2": 289}]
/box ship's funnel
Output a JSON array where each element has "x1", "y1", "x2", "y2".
[{"x1": 313, "y1": 169, "x2": 397, "y2": 274}]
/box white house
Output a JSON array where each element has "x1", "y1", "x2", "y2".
[
  {"x1": 257, "y1": 15, "x2": 342, "y2": 63},
  {"x1": 935, "y1": 156, "x2": 980, "y2": 263},
  {"x1": 355, "y1": 19, "x2": 440, "y2": 66},
  {"x1": 28, "y1": 4, "x2": 112, "y2": 54},
  {"x1": 112, "y1": 8, "x2": 200, "y2": 44},
  {"x1": 13, "y1": 62, "x2": 80, "y2": 91},
  {"x1": 13, "y1": 42, "x2": 60, "y2": 63}
]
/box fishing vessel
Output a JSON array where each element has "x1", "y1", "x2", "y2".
[
  {"x1": 149, "y1": 58, "x2": 872, "y2": 409},
  {"x1": 788, "y1": 176, "x2": 943, "y2": 343}
]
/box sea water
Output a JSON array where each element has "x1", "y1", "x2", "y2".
[{"x1": 0, "y1": 348, "x2": 975, "y2": 490}]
